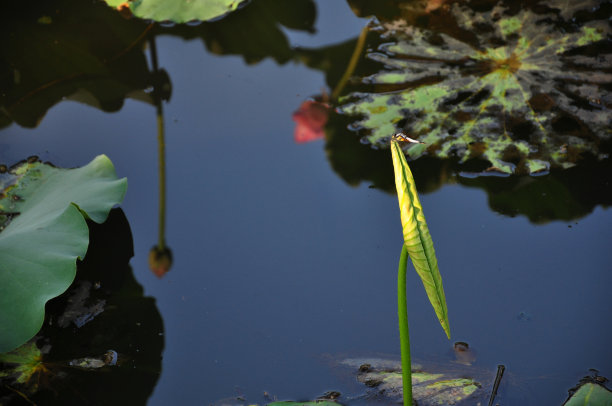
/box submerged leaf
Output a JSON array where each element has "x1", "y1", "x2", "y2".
[
  {"x1": 339, "y1": 1, "x2": 611, "y2": 174},
  {"x1": 0, "y1": 155, "x2": 126, "y2": 353},
  {"x1": 0, "y1": 343, "x2": 47, "y2": 387},
  {"x1": 391, "y1": 140, "x2": 450, "y2": 338},
  {"x1": 104, "y1": 0, "x2": 248, "y2": 23}
]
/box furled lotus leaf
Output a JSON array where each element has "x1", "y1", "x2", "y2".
[{"x1": 339, "y1": 1, "x2": 611, "y2": 174}]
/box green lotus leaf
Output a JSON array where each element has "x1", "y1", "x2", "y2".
[
  {"x1": 339, "y1": 1, "x2": 611, "y2": 174},
  {"x1": 564, "y1": 382, "x2": 612, "y2": 406},
  {"x1": 104, "y1": 0, "x2": 248, "y2": 23},
  {"x1": 0, "y1": 155, "x2": 127, "y2": 353}
]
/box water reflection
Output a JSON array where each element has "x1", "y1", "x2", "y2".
[{"x1": 147, "y1": 36, "x2": 173, "y2": 278}]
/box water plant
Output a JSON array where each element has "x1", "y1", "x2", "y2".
[
  {"x1": 0, "y1": 155, "x2": 126, "y2": 353},
  {"x1": 391, "y1": 134, "x2": 450, "y2": 405},
  {"x1": 340, "y1": 1, "x2": 611, "y2": 174}
]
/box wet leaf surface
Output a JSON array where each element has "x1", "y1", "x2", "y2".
[{"x1": 338, "y1": 0, "x2": 611, "y2": 174}]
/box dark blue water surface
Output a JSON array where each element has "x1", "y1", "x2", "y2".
[{"x1": 1, "y1": 1, "x2": 611, "y2": 405}]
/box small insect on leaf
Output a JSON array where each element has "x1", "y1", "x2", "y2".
[{"x1": 392, "y1": 133, "x2": 425, "y2": 144}]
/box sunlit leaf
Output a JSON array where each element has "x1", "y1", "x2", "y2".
[
  {"x1": 339, "y1": 1, "x2": 611, "y2": 174},
  {"x1": 104, "y1": 0, "x2": 248, "y2": 23},
  {"x1": 0, "y1": 155, "x2": 127, "y2": 353},
  {"x1": 391, "y1": 140, "x2": 450, "y2": 338}
]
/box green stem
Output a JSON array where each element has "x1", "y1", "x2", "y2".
[
  {"x1": 330, "y1": 24, "x2": 369, "y2": 100},
  {"x1": 398, "y1": 244, "x2": 412, "y2": 406}
]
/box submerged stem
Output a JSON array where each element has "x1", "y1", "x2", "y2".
[{"x1": 398, "y1": 244, "x2": 412, "y2": 406}]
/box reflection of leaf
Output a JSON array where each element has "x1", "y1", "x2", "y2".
[
  {"x1": 339, "y1": 1, "x2": 611, "y2": 174},
  {"x1": 0, "y1": 156, "x2": 126, "y2": 353},
  {"x1": 161, "y1": 0, "x2": 316, "y2": 64},
  {"x1": 104, "y1": 0, "x2": 248, "y2": 23},
  {"x1": 391, "y1": 140, "x2": 450, "y2": 338},
  {"x1": 0, "y1": 0, "x2": 158, "y2": 128}
]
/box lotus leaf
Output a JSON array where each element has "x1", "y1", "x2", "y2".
[
  {"x1": 104, "y1": 0, "x2": 247, "y2": 23},
  {"x1": 563, "y1": 373, "x2": 612, "y2": 406},
  {"x1": 339, "y1": 1, "x2": 611, "y2": 174},
  {"x1": 0, "y1": 155, "x2": 126, "y2": 353},
  {"x1": 340, "y1": 357, "x2": 485, "y2": 405}
]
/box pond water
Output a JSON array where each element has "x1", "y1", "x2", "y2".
[{"x1": 1, "y1": 0, "x2": 611, "y2": 405}]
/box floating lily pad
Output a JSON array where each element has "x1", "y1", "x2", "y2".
[
  {"x1": 0, "y1": 155, "x2": 127, "y2": 353},
  {"x1": 340, "y1": 357, "x2": 486, "y2": 405},
  {"x1": 104, "y1": 0, "x2": 248, "y2": 23},
  {"x1": 339, "y1": 1, "x2": 611, "y2": 174}
]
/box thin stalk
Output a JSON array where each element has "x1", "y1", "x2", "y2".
[
  {"x1": 156, "y1": 104, "x2": 166, "y2": 249},
  {"x1": 398, "y1": 244, "x2": 412, "y2": 406},
  {"x1": 330, "y1": 24, "x2": 369, "y2": 100},
  {"x1": 149, "y1": 35, "x2": 166, "y2": 250}
]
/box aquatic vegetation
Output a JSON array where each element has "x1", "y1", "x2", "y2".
[
  {"x1": 340, "y1": 357, "x2": 485, "y2": 405},
  {"x1": 340, "y1": 1, "x2": 611, "y2": 173},
  {"x1": 391, "y1": 135, "x2": 450, "y2": 405},
  {"x1": 103, "y1": 0, "x2": 247, "y2": 23},
  {"x1": 0, "y1": 156, "x2": 126, "y2": 353}
]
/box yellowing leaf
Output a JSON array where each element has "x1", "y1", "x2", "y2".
[{"x1": 391, "y1": 140, "x2": 450, "y2": 338}]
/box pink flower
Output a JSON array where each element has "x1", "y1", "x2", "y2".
[{"x1": 292, "y1": 100, "x2": 330, "y2": 143}]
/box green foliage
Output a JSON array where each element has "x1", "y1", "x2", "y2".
[
  {"x1": 391, "y1": 140, "x2": 450, "y2": 338},
  {"x1": 0, "y1": 155, "x2": 126, "y2": 353},
  {"x1": 564, "y1": 383, "x2": 612, "y2": 406},
  {"x1": 339, "y1": 1, "x2": 611, "y2": 174},
  {"x1": 341, "y1": 357, "x2": 485, "y2": 405},
  {"x1": 104, "y1": 0, "x2": 248, "y2": 23},
  {"x1": 0, "y1": 343, "x2": 45, "y2": 386}
]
